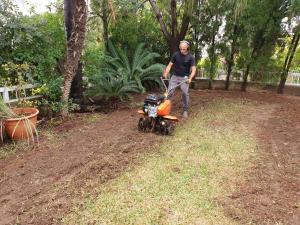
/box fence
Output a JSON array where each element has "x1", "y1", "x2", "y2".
[
  {"x1": 197, "y1": 69, "x2": 243, "y2": 81},
  {"x1": 196, "y1": 69, "x2": 300, "y2": 85},
  {"x1": 0, "y1": 84, "x2": 43, "y2": 103},
  {"x1": 287, "y1": 72, "x2": 300, "y2": 85},
  {"x1": 2, "y1": 70, "x2": 299, "y2": 103}
]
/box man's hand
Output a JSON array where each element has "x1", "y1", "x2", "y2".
[
  {"x1": 163, "y1": 70, "x2": 167, "y2": 79},
  {"x1": 188, "y1": 78, "x2": 192, "y2": 84}
]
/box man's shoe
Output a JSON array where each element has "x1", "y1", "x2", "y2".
[{"x1": 183, "y1": 111, "x2": 188, "y2": 118}]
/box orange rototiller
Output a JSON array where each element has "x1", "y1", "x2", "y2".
[{"x1": 137, "y1": 74, "x2": 188, "y2": 135}]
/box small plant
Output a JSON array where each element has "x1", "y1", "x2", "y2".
[
  {"x1": 2, "y1": 62, "x2": 37, "y2": 115},
  {"x1": 41, "y1": 98, "x2": 79, "y2": 119},
  {"x1": 37, "y1": 78, "x2": 64, "y2": 101}
]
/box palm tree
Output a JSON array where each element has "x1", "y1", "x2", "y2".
[
  {"x1": 61, "y1": 0, "x2": 116, "y2": 117},
  {"x1": 61, "y1": 0, "x2": 88, "y2": 117},
  {"x1": 84, "y1": 74, "x2": 140, "y2": 102},
  {"x1": 102, "y1": 40, "x2": 165, "y2": 93}
]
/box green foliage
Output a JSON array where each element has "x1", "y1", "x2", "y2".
[
  {"x1": 102, "y1": 40, "x2": 165, "y2": 93},
  {"x1": 190, "y1": 0, "x2": 229, "y2": 83},
  {"x1": 39, "y1": 77, "x2": 64, "y2": 101},
  {"x1": 238, "y1": 0, "x2": 286, "y2": 74},
  {"x1": 108, "y1": 2, "x2": 169, "y2": 64},
  {"x1": 0, "y1": 0, "x2": 65, "y2": 86},
  {"x1": 292, "y1": 46, "x2": 300, "y2": 72},
  {"x1": 1, "y1": 62, "x2": 39, "y2": 112},
  {"x1": 41, "y1": 98, "x2": 78, "y2": 118},
  {"x1": 1, "y1": 62, "x2": 35, "y2": 86},
  {"x1": 84, "y1": 75, "x2": 140, "y2": 101},
  {"x1": 82, "y1": 42, "x2": 105, "y2": 78}
]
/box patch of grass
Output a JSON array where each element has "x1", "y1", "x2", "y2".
[
  {"x1": 130, "y1": 101, "x2": 144, "y2": 107},
  {"x1": 64, "y1": 99, "x2": 259, "y2": 224},
  {"x1": 82, "y1": 113, "x2": 107, "y2": 123},
  {"x1": 0, "y1": 141, "x2": 35, "y2": 159}
]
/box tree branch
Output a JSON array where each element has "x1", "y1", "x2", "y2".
[{"x1": 149, "y1": 0, "x2": 171, "y2": 41}]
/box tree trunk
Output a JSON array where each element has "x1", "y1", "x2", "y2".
[
  {"x1": 278, "y1": 31, "x2": 300, "y2": 94},
  {"x1": 64, "y1": 0, "x2": 76, "y2": 41},
  {"x1": 277, "y1": 77, "x2": 287, "y2": 94},
  {"x1": 241, "y1": 65, "x2": 250, "y2": 92},
  {"x1": 61, "y1": 0, "x2": 87, "y2": 117},
  {"x1": 64, "y1": 0, "x2": 85, "y2": 111},
  {"x1": 208, "y1": 33, "x2": 216, "y2": 90},
  {"x1": 225, "y1": 60, "x2": 233, "y2": 90},
  {"x1": 169, "y1": 41, "x2": 180, "y2": 58},
  {"x1": 225, "y1": 24, "x2": 238, "y2": 90},
  {"x1": 70, "y1": 62, "x2": 84, "y2": 106},
  {"x1": 102, "y1": 8, "x2": 109, "y2": 51},
  {"x1": 208, "y1": 79, "x2": 212, "y2": 90},
  {"x1": 191, "y1": 39, "x2": 199, "y2": 89}
]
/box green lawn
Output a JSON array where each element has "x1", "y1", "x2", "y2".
[{"x1": 64, "y1": 99, "x2": 260, "y2": 224}]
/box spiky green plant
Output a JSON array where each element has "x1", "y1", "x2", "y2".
[
  {"x1": 0, "y1": 96, "x2": 18, "y2": 119},
  {"x1": 102, "y1": 40, "x2": 165, "y2": 93},
  {"x1": 84, "y1": 74, "x2": 140, "y2": 101},
  {"x1": 0, "y1": 96, "x2": 15, "y2": 142}
]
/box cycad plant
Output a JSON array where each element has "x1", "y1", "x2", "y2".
[
  {"x1": 102, "y1": 40, "x2": 165, "y2": 93},
  {"x1": 84, "y1": 74, "x2": 140, "y2": 102}
]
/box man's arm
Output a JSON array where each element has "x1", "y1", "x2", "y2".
[
  {"x1": 164, "y1": 62, "x2": 173, "y2": 78},
  {"x1": 188, "y1": 66, "x2": 196, "y2": 84},
  {"x1": 190, "y1": 66, "x2": 196, "y2": 79}
]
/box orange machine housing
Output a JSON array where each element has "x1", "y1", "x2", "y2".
[{"x1": 157, "y1": 100, "x2": 171, "y2": 116}]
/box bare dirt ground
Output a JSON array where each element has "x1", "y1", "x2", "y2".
[{"x1": 0, "y1": 89, "x2": 300, "y2": 225}]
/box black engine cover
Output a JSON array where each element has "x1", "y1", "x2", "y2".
[{"x1": 144, "y1": 94, "x2": 165, "y2": 105}]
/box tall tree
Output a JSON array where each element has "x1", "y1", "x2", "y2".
[
  {"x1": 239, "y1": 0, "x2": 287, "y2": 91},
  {"x1": 278, "y1": 0, "x2": 300, "y2": 94},
  {"x1": 148, "y1": 0, "x2": 192, "y2": 57},
  {"x1": 221, "y1": 0, "x2": 246, "y2": 91},
  {"x1": 89, "y1": 0, "x2": 116, "y2": 50},
  {"x1": 200, "y1": 0, "x2": 228, "y2": 90},
  {"x1": 278, "y1": 25, "x2": 300, "y2": 93},
  {"x1": 189, "y1": 1, "x2": 202, "y2": 89},
  {"x1": 61, "y1": 0, "x2": 88, "y2": 117}
]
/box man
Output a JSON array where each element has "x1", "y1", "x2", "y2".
[{"x1": 163, "y1": 40, "x2": 196, "y2": 118}]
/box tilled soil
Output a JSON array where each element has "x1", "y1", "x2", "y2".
[{"x1": 0, "y1": 90, "x2": 300, "y2": 224}]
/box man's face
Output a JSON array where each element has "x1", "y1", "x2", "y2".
[{"x1": 179, "y1": 43, "x2": 188, "y2": 55}]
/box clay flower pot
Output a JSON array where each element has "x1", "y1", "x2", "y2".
[{"x1": 5, "y1": 108, "x2": 39, "y2": 140}]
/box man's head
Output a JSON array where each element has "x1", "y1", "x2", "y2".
[{"x1": 179, "y1": 40, "x2": 189, "y2": 55}]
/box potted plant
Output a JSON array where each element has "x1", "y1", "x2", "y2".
[{"x1": 1, "y1": 62, "x2": 39, "y2": 142}]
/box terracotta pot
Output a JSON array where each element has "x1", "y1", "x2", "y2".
[{"x1": 5, "y1": 108, "x2": 39, "y2": 140}]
